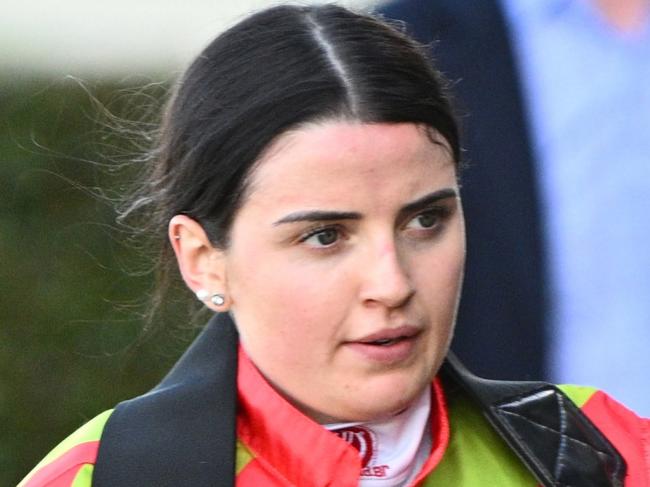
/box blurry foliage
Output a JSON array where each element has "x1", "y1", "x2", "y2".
[{"x1": 0, "y1": 77, "x2": 202, "y2": 485}]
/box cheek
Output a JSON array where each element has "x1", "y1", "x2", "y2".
[
  {"x1": 226, "y1": 247, "x2": 354, "y2": 350},
  {"x1": 233, "y1": 257, "x2": 331, "y2": 311},
  {"x1": 229, "y1": 256, "x2": 355, "y2": 390},
  {"x1": 413, "y1": 235, "x2": 465, "y2": 314},
  {"x1": 439, "y1": 219, "x2": 466, "y2": 288}
]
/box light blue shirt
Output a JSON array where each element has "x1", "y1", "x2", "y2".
[{"x1": 500, "y1": 0, "x2": 650, "y2": 414}]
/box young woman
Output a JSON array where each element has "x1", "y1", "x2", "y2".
[{"x1": 20, "y1": 4, "x2": 648, "y2": 486}]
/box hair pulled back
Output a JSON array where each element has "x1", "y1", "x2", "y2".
[{"x1": 123, "y1": 4, "x2": 459, "y2": 315}]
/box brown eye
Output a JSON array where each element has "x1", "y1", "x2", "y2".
[
  {"x1": 302, "y1": 227, "x2": 341, "y2": 247},
  {"x1": 316, "y1": 228, "x2": 339, "y2": 245},
  {"x1": 416, "y1": 211, "x2": 438, "y2": 228},
  {"x1": 407, "y1": 210, "x2": 439, "y2": 229},
  {"x1": 405, "y1": 206, "x2": 451, "y2": 232}
]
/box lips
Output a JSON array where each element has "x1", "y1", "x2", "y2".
[
  {"x1": 345, "y1": 326, "x2": 422, "y2": 363},
  {"x1": 354, "y1": 325, "x2": 420, "y2": 345}
]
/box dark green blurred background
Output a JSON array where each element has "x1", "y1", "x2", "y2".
[{"x1": 1, "y1": 77, "x2": 198, "y2": 485}]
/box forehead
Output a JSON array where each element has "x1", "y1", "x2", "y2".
[{"x1": 245, "y1": 121, "x2": 456, "y2": 209}]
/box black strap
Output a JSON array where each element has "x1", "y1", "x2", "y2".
[
  {"x1": 93, "y1": 313, "x2": 238, "y2": 487},
  {"x1": 442, "y1": 353, "x2": 626, "y2": 487}
]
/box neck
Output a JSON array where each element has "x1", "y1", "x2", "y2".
[{"x1": 594, "y1": 0, "x2": 650, "y2": 33}]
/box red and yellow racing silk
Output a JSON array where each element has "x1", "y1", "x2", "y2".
[{"x1": 19, "y1": 363, "x2": 650, "y2": 486}]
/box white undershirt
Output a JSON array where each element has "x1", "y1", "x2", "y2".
[{"x1": 324, "y1": 387, "x2": 432, "y2": 486}]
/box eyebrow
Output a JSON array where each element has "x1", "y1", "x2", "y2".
[
  {"x1": 273, "y1": 187, "x2": 458, "y2": 226},
  {"x1": 274, "y1": 210, "x2": 362, "y2": 225},
  {"x1": 396, "y1": 188, "x2": 458, "y2": 221}
]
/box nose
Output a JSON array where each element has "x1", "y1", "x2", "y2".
[{"x1": 359, "y1": 241, "x2": 414, "y2": 308}]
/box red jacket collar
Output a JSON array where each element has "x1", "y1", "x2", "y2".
[{"x1": 236, "y1": 346, "x2": 450, "y2": 486}]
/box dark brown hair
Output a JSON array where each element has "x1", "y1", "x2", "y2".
[{"x1": 121, "y1": 4, "x2": 459, "y2": 322}]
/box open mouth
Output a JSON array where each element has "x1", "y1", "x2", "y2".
[
  {"x1": 355, "y1": 325, "x2": 420, "y2": 346},
  {"x1": 346, "y1": 328, "x2": 421, "y2": 363},
  {"x1": 366, "y1": 336, "x2": 409, "y2": 346}
]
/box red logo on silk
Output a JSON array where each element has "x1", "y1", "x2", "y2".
[{"x1": 332, "y1": 426, "x2": 375, "y2": 468}]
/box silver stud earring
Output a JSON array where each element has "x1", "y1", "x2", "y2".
[
  {"x1": 196, "y1": 289, "x2": 210, "y2": 301},
  {"x1": 210, "y1": 293, "x2": 226, "y2": 306}
]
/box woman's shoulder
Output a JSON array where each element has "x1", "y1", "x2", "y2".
[
  {"x1": 18, "y1": 410, "x2": 114, "y2": 487},
  {"x1": 558, "y1": 383, "x2": 649, "y2": 437},
  {"x1": 559, "y1": 384, "x2": 650, "y2": 484}
]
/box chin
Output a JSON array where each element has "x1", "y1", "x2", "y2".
[{"x1": 343, "y1": 376, "x2": 431, "y2": 423}]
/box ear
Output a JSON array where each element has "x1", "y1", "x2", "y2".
[{"x1": 168, "y1": 215, "x2": 229, "y2": 311}]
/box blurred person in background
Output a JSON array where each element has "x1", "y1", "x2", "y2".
[{"x1": 380, "y1": 0, "x2": 650, "y2": 415}]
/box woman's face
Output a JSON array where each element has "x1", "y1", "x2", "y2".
[{"x1": 223, "y1": 121, "x2": 465, "y2": 423}]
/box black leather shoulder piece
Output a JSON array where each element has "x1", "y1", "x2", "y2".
[
  {"x1": 441, "y1": 353, "x2": 626, "y2": 487},
  {"x1": 93, "y1": 313, "x2": 238, "y2": 487}
]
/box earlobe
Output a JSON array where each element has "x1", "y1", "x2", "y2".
[{"x1": 168, "y1": 215, "x2": 229, "y2": 311}]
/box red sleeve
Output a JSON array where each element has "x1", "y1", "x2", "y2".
[
  {"x1": 21, "y1": 441, "x2": 98, "y2": 487},
  {"x1": 581, "y1": 391, "x2": 650, "y2": 486}
]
